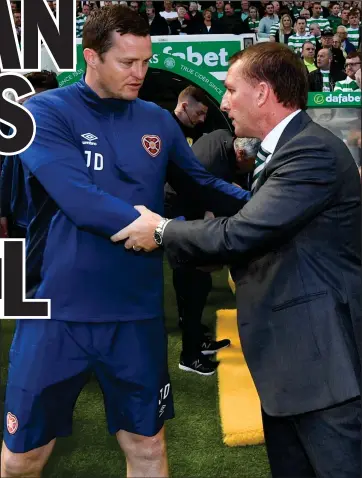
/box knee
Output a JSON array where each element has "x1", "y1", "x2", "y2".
[
  {"x1": 121, "y1": 429, "x2": 166, "y2": 462},
  {"x1": 1, "y1": 443, "x2": 47, "y2": 477}
]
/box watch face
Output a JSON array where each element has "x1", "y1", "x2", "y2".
[{"x1": 154, "y1": 231, "x2": 162, "y2": 245}]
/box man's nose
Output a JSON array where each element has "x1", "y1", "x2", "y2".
[{"x1": 220, "y1": 94, "x2": 230, "y2": 112}]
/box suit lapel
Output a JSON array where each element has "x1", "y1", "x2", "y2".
[{"x1": 252, "y1": 111, "x2": 312, "y2": 196}]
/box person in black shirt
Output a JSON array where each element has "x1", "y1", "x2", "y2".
[
  {"x1": 167, "y1": 126, "x2": 261, "y2": 376},
  {"x1": 171, "y1": 85, "x2": 208, "y2": 146}
]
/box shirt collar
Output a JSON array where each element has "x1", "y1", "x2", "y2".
[
  {"x1": 76, "y1": 75, "x2": 132, "y2": 115},
  {"x1": 261, "y1": 110, "x2": 302, "y2": 161}
]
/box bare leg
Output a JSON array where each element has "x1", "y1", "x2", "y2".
[
  {"x1": 116, "y1": 426, "x2": 168, "y2": 478},
  {"x1": 1, "y1": 439, "x2": 56, "y2": 478}
]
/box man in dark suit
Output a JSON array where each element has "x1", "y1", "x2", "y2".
[{"x1": 112, "y1": 42, "x2": 361, "y2": 478}]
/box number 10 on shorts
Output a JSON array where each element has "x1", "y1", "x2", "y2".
[
  {"x1": 159, "y1": 383, "x2": 170, "y2": 405},
  {"x1": 0, "y1": 239, "x2": 50, "y2": 319}
]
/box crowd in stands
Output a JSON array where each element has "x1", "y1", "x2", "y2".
[{"x1": 8, "y1": 0, "x2": 362, "y2": 92}]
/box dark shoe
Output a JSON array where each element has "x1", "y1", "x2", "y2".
[
  {"x1": 201, "y1": 338, "x2": 231, "y2": 355},
  {"x1": 179, "y1": 354, "x2": 219, "y2": 376}
]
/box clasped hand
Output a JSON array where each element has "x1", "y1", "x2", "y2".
[{"x1": 111, "y1": 205, "x2": 162, "y2": 252}]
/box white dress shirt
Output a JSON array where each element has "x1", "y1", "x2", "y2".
[{"x1": 262, "y1": 109, "x2": 302, "y2": 165}]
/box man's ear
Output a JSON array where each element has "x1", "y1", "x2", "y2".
[
  {"x1": 235, "y1": 149, "x2": 243, "y2": 163},
  {"x1": 83, "y1": 48, "x2": 99, "y2": 69},
  {"x1": 256, "y1": 82, "x2": 270, "y2": 108}
]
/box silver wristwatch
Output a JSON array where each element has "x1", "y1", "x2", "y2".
[{"x1": 154, "y1": 218, "x2": 172, "y2": 246}]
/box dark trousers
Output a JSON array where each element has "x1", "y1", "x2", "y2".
[
  {"x1": 262, "y1": 397, "x2": 361, "y2": 478},
  {"x1": 172, "y1": 267, "x2": 212, "y2": 359}
]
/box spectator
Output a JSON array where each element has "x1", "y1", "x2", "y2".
[
  {"x1": 219, "y1": 3, "x2": 250, "y2": 34},
  {"x1": 258, "y1": 3, "x2": 279, "y2": 37},
  {"x1": 240, "y1": 0, "x2": 250, "y2": 20},
  {"x1": 303, "y1": 0, "x2": 311, "y2": 9},
  {"x1": 159, "y1": 0, "x2": 178, "y2": 21},
  {"x1": 347, "y1": 9, "x2": 361, "y2": 49},
  {"x1": 258, "y1": 0, "x2": 273, "y2": 17},
  {"x1": 139, "y1": 0, "x2": 154, "y2": 13},
  {"x1": 300, "y1": 7, "x2": 311, "y2": 19},
  {"x1": 170, "y1": 6, "x2": 192, "y2": 34},
  {"x1": 307, "y1": 1, "x2": 331, "y2": 31},
  {"x1": 309, "y1": 47, "x2": 346, "y2": 90},
  {"x1": 248, "y1": 5, "x2": 260, "y2": 32},
  {"x1": 187, "y1": 2, "x2": 203, "y2": 25},
  {"x1": 333, "y1": 33, "x2": 348, "y2": 58},
  {"x1": 270, "y1": 13, "x2": 293, "y2": 43},
  {"x1": 191, "y1": 8, "x2": 223, "y2": 34},
  {"x1": 320, "y1": 27, "x2": 346, "y2": 71},
  {"x1": 288, "y1": 17, "x2": 316, "y2": 55},
  {"x1": 309, "y1": 22, "x2": 323, "y2": 51},
  {"x1": 291, "y1": 0, "x2": 305, "y2": 18},
  {"x1": 13, "y1": 10, "x2": 21, "y2": 44},
  {"x1": 76, "y1": 3, "x2": 90, "y2": 38},
  {"x1": 272, "y1": 0, "x2": 281, "y2": 16},
  {"x1": 328, "y1": 2, "x2": 342, "y2": 32},
  {"x1": 47, "y1": 0, "x2": 55, "y2": 12},
  {"x1": 334, "y1": 51, "x2": 362, "y2": 90},
  {"x1": 212, "y1": 0, "x2": 225, "y2": 20},
  {"x1": 302, "y1": 40, "x2": 318, "y2": 71},
  {"x1": 340, "y1": 7, "x2": 351, "y2": 27},
  {"x1": 129, "y1": 1, "x2": 140, "y2": 13},
  {"x1": 337, "y1": 25, "x2": 357, "y2": 53},
  {"x1": 144, "y1": 6, "x2": 169, "y2": 35}
]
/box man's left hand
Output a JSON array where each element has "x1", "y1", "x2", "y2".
[{"x1": 110, "y1": 205, "x2": 162, "y2": 252}]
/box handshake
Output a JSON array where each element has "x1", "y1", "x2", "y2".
[
  {"x1": 111, "y1": 206, "x2": 223, "y2": 272},
  {"x1": 111, "y1": 205, "x2": 165, "y2": 252}
]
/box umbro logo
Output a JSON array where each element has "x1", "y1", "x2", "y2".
[{"x1": 81, "y1": 133, "x2": 98, "y2": 146}]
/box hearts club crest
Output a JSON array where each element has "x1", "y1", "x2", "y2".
[
  {"x1": 142, "y1": 135, "x2": 161, "y2": 157},
  {"x1": 7, "y1": 412, "x2": 18, "y2": 435}
]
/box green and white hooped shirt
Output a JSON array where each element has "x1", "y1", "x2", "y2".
[
  {"x1": 347, "y1": 27, "x2": 360, "y2": 48},
  {"x1": 334, "y1": 76, "x2": 361, "y2": 92}
]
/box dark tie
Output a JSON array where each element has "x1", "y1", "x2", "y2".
[{"x1": 251, "y1": 145, "x2": 270, "y2": 192}]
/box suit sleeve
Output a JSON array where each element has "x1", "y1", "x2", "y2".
[
  {"x1": 165, "y1": 111, "x2": 250, "y2": 217},
  {"x1": 20, "y1": 97, "x2": 140, "y2": 237},
  {"x1": 163, "y1": 141, "x2": 338, "y2": 266}
]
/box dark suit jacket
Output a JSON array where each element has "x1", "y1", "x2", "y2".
[
  {"x1": 308, "y1": 68, "x2": 346, "y2": 91},
  {"x1": 163, "y1": 111, "x2": 361, "y2": 416},
  {"x1": 170, "y1": 18, "x2": 192, "y2": 35},
  {"x1": 146, "y1": 14, "x2": 169, "y2": 36},
  {"x1": 190, "y1": 22, "x2": 223, "y2": 35}
]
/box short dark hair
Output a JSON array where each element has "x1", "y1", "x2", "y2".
[
  {"x1": 82, "y1": 5, "x2": 149, "y2": 58},
  {"x1": 346, "y1": 51, "x2": 362, "y2": 60},
  {"x1": 24, "y1": 70, "x2": 58, "y2": 89},
  {"x1": 348, "y1": 8, "x2": 360, "y2": 16},
  {"x1": 178, "y1": 86, "x2": 209, "y2": 106},
  {"x1": 229, "y1": 42, "x2": 308, "y2": 110}
]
